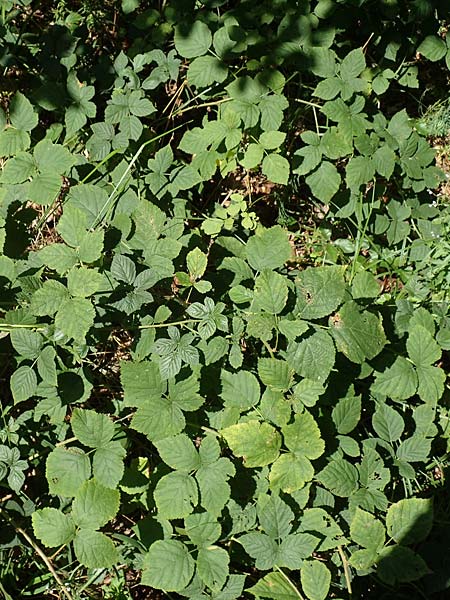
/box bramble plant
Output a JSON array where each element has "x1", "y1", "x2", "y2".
[{"x1": 1, "y1": 1, "x2": 450, "y2": 599}]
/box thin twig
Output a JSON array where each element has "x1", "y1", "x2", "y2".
[
  {"x1": 337, "y1": 545, "x2": 353, "y2": 598},
  {"x1": 0, "y1": 318, "x2": 202, "y2": 333},
  {"x1": 0, "y1": 509, "x2": 73, "y2": 600},
  {"x1": 262, "y1": 339, "x2": 276, "y2": 359}
]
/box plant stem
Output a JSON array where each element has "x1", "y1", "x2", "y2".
[
  {"x1": 337, "y1": 545, "x2": 353, "y2": 598},
  {"x1": 274, "y1": 566, "x2": 304, "y2": 599},
  {"x1": 0, "y1": 509, "x2": 73, "y2": 600}
]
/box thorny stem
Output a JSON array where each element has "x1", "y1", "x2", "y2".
[
  {"x1": 337, "y1": 545, "x2": 353, "y2": 598},
  {"x1": 0, "y1": 508, "x2": 74, "y2": 600}
]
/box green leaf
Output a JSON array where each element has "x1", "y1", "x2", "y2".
[
  {"x1": 185, "y1": 512, "x2": 221, "y2": 547},
  {"x1": 154, "y1": 471, "x2": 198, "y2": 519},
  {"x1": 306, "y1": 162, "x2": 341, "y2": 203},
  {"x1": 37, "y1": 245, "x2": 78, "y2": 274},
  {"x1": 67, "y1": 267, "x2": 103, "y2": 298},
  {"x1": 72, "y1": 479, "x2": 120, "y2": 529},
  {"x1": 131, "y1": 399, "x2": 185, "y2": 442},
  {"x1": 11, "y1": 366, "x2": 37, "y2": 404},
  {"x1": 28, "y1": 172, "x2": 62, "y2": 206},
  {"x1": 317, "y1": 458, "x2": 359, "y2": 497},
  {"x1": 187, "y1": 247, "x2": 208, "y2": 279},
  {"x1": 345, "y1": 156, "x2": 375, "y2": 189},
  {"x1": 372, "y1": 145, "x2": 396, "y2": 179},
  {"x1": 142, "y1": 540, "x2": 195, "y2": 591},
  {"x1": 10, "y1": 329, "x2": 43, "y2": 359},
  {"x1": 0, "y1": 128, "x2": 30, "y2": 155},
  {"x1": 239, "y1": 532, "x2": 278, "y2": 570},
  {"x1": 287, "y1": 330, "x2": 335, "y2": 383},
  {"x1": 33, "y1": 140, "x2": 74, "y2": 173},
  {"x1": 372, "y1": 357, "x2": 418, "y2": 400},
  {"x1": 258, "y1": 358, "x2": 292, "y2": 392},
  {"x1": 196, "y1": 457, "x2": 234, "y2": 516},
  {"x1": 283, "y1": 412, "x2": 325, "y2": 460},
  {"x1": 30, "y1": 278, "x2": 70, "y2": 314},
  {"x1": 416, "y1": 364, "x2": 445, "y2": 403},
  {"x1": 386, "y1": 498, "x2": 433, "y2": 545},
  {"x1": 407, "y1": 325, "x2": 441, "y2": 366},
  {"x1": 71, "y1": 408, "x2": 115, "y2": 448},
  {"x1": 93, "y1": 442, "x2": 126, "y2": 489},
  {"x1": 120, "y1": 360, "x2": 164, "y2": 408},
  {"x1": 221, "y1": 420, "x2": 281, "y2": 468},
  {"x1": 155, "y1": 434, "x2": 200, "y2": 472},
  {"x1": 293, "y1": 144, "x2": 322, "y2": 175},
  {"x1": 197, "y1": 546, "x2": 229, "y2": 591},
  {"x1": 188, "y1": 56, "x2": 228, "y2": 87},
  {"x1": 241, "y1": 143, "x2": 264, "y2": 169},
  {"x1": 269, "y1": 453, "x2": 314, "y2": 493},
  {"x1": 247, "y1": 571, "x2": 300, "y2": 599},
  {"x1": 417, "y1": 35, "x2": 447, "y2": 61},
  {"x1": 258, "y1": 494, "x2": 294, "y2": 538},
  {"x1": 314, "y1": 77, "x2": 342, "y2": 100},
  {"x1": 396, "y1": 435, "x2": 431, "y2": 463},
  {"x1": 221, "y1": 370, "x2": 260, "y2": 409},
  {"x1": 350, "y1": 507, "x2": 385, "y2": 551},
  {"x1": 73, "y1": 529, "x2": 118, "y2": 568},
  {"x1": 301, "y1": 560, "x2": 331, "y2": 600},
  {"x1": 175, "y1": 21, "x2": 212, "y2": 58},
  {"x1": 110, "y1": 254, "x2": 135, "y2": 285},
  {"x1": 372, "y1": 404, "x2": 404, "y2": 442},
  {"x1": 245, "y1": 226, "x2": 292, "y2": 271},
  {"x1": 46, "y1": 447, "x2": 91, "y2": 497},
  {"x1": 32, "y1": 508, "x2": 76, "y2": 547},
  {"x1": 295, "y1": 266, "x2": 346, "y2": 319},
  {"x1": 376, "y1": 545, "x2": 429, "y2": 584},
  {"x1": 9, "y1": 92, "x2": 38, "y2": 131},
  {"x1": 262, "y1": 153, "x2": 290, "y2": 185},
  {"x1": 332, "y1": 395, "x2": 361, "y2": 434},
  {"x1": 259, "y1": 131, "x2": 286, "y2": 150},
  {"x1": 340, "y1": 48, "x2": 366, "y2": 79},
  {"x1": 330, "y1": 301, "x2": 386, "y2": 363},
  {"x1": 37, "y1": 346, "x2": 58, "y2": 386},
  {"x1": 2, "y1": 151, "x2": 35, "y2": 183},
  {"x1": 253, "y1": 270, "x2": 288, "y2": 314},
  {"x1": 55, "y1": 297, "x2": 95, "y2": 341}
]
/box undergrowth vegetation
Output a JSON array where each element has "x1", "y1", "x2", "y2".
[{"x1": 1, "y1": 1, "x2": 450, "y2": 598}]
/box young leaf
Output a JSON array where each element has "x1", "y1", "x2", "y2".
[{"x1": 221, "y1": 420, "x2": 281, "y2": 467}]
